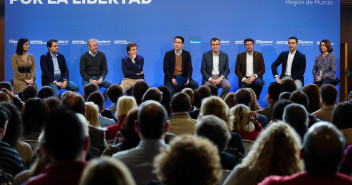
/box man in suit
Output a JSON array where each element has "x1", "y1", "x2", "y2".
[
  {"x1": 271, "y1": 36, "x2": 306, "y2": 89},
  {"x1": 163, "y1": 36, "x2": 199, "y2": 95},
  {"x1": 40, "y1": 39, "x2": 79, "y2": 97},
  {"x1": 235, "y1": 38, "x2": 265, "y2": 99},
  {"x1": 201, "y1": 37, "x2": 231, "y2": 99}
]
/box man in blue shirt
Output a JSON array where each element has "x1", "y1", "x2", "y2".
[
  {"x1": 120, "y1": 42, "x2": 145, "y2": 94},
  {"x1": 40, "y1": 39, "x2": 79, "y2": 97}
]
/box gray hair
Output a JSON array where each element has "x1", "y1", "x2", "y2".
[{"x1": 87, "y1": 39, "x2": 97, "y2": 47}]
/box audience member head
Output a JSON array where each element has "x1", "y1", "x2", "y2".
[
  {"x1": 22, "y1": 98, "x2": 48, "y2": 134},
  {"x1": 37, "y1": 86, "x2": 55, "y2": 99},
  {"x1": 44, "y1": 97, "x2": 61, "y2": 111},
  {"x1": 119, "y1": 108, "x2": 140, "y2": 148},
  {"x1": 132, "y1": 81, "x2": 149, "y2": 105},
  {"x1": 283, "y1": 103, "x2": 308, "y2": 140},
  {"x1": 83, "y1": 83, "x2": 99, "y2": 100},
  {"x1": 107, "y1": 84, "x2": 123, "y2": 104},
  {"x1": 0, "y1": 92, "x2": 10, "y2": 102},
  {"x1": 320, "y1": 84, "x2": 337, "y2": 106},
  {"x1": 193, "y1": 85, "x2": 211, "y2": 109},
  {"x1": 272, "y1": 99, "x2": 293, "y2": 121},
  {"x1": 0, "y1": 105, "x2": 10, "y2": 140},
  {"x1": 230, "y1": 104, "x2": 254, "y2": 134},
  {"x1": 0, "y1": 102, "x2": 22, "y2": 147},
  {"x1": 142, "y1": 87, "x2": 163, "y2": 103},
  {"x1": 181, "y1": 88, "x2": 194, "y2": 105},
  {"x1": 44, "y1": 107, "x2": 88, "y2": 161},
  {"x1": 332, "y1": 102, "x2": 352, "y2": 130},
  {"x1": 206, "y1": 84, "x2": 218, "y2": 96},
  {"x1": 154, "y1": 135, "x2": 222, "y2": 185},
  {"x1": 16, "y1": 38, "x2": 29, "y2": 55},
  {"x1": 116, "y1": 96, "x2": 137, "y2": 118},
  {"x1": 85, "y1": 102, "x2": 100, "y2": 128},
  {"x1": 87, "y1": 91, "x2": 105, "y2": 113},
  {"x1": 281, "y1": 79, "x2": 297, "y2": 93},
  {"x1": 247, "y1": 88, "x2": 261, "y2": 111},
  {"x1": 302, "y1": 122, "x2": 345, "y2": 175},
  {"x1": 319, "y1": 39, "x2": 333, "y2": 53},
  {"x1": 224, "y1": 92, "x2": 236, "y2": 109},
  {"x1": 289, "y1": 90, "x2": 309, "y2": 109},
  {"x1": 62, "y1": 92, "x2": 86, "y2": 115},
  {"x1": 195, "y1": 115, "x2": 231, "y2": 152},
  {"x1": 302, "y1": 84, "x2": 322, "y2": 113},
  {"x1": 171, "y1": 92, "x2": 191, "y2": 113},
  {"x1": 0, "y1": 81, "x2": 13, "y2": 93},
  {"x1": 157, "y1": 85, "x2": 172, "y2": 115},
  {"x1": 198, "y1": 96, "x2": 231, "y2": 130},
  {"x1": 267, "y1": 82, "x2": 283, "y2": 103},
  {"x1": 79, "y1": 157, "x2": 135, "y2": 185},
  {"x1": 279, "y1": 92, "x2": 291, "y2": 100},
  {"x1": 236, "y1": 121, "x2": 301, "y2": 183},
  {"x1": 234, "y1": 88, "x2": 253, "y2": 107},
  {"x1": 60, "y1": 90, "x2": 73, "y2": 101},
  {"x1": 137, "y1": 100, "x2": 167, "y2": 139},
  {"x1": 22, "y1": 85, "x2": 37, "y2": 102}
]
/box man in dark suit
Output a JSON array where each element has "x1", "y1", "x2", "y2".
[
  {"x1": 201, "y1": 37, "x2": 231, "y2": 99},
  {"x1": 235, "y1": 38, "x2": 265, "y2": 99},
  {"x1": 163, "y1": 36, "x2": 199, "y2": 95},
  {"x1": 271, "y1": 36, "x2": 306, "y2": 89},
  {"x1": 40, "y1": 39, "x2": 79, "y2": 97}
]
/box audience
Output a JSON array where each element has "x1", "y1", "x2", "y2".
[
  {"x1": 247, "y1": 88, "x2": 261, "y2": 111},
  {"x1": 283, "y1": 103, "x2": 308, "y2": 140},
  {"x1": 157, "y1": 85, "x2": 172, "y2": 117},
  {"x1": 332, "y1": 102, "x2": 352, "y2": 146},
  {"x1": 22, "y1": 98, "x2": 48, "y2": 140},
  {"x1": 257, "y1": 82, "x2": 283, "y2": 122},
  {"x1": 153, "y1": 135, "x2": 222, "y2": 185},
  {"x1": 132, "y1": 81, "x2": 149, "y2": 105},
  {"x1": 106, "y1": 84, "x2": 124, "y2": 114},
  {"x1": 279, "y1": 91, "x2": 291, "y2": 100},
  {"x1": 281, "y1": 78, "x2": 297, "y2": 93},
  {"x1": 83, "y1": 83, "x2": 99, "y2": 100},
  {"x1": 22, "y1": 85, "x2": 37, "y2": 102},
  {"x1": 312, "y1": 84, "x2": 337, "y2": 122},
  {"x1": 206, "y1": 83, "x2": 218, "y2": 96},
  {"x1": 189, "y1": 85, "x2": 211, "y2": 119},
  {"x1": 37, "y1": 86, "x2": 55, "y2": 99},
  {"x1": 224, "y1": 121, "x2": 302, "y2": 185},
  {"x1": 87, "y1": 91, "x2": 115, "y2": 127},
  {"x1": 302, "y1": 83, "x2": 322, "y2": 113},
  {"x1": 168, "y1": 92, "x2": 196, "y2": 135},
  {"x1": 272, "y1": 99, "x2": 293, "y2": 121},
  {"x1": 85, "y1": 102, "x2": 100, "y2": 128},
  {"x1": 224, "y1": 92, "x2": 236, "y2": 109},
  {"x1": 142, "y1": 87, "x2": 163, "y2": 103}
]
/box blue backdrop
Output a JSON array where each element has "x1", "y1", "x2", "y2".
[{"x1": 5, "y1": 0, "x2": 340, "y2": 106}]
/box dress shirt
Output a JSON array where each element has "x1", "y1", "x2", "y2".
[
  {"x1": 285, "y1": 50, "x2": 296, "y2": 76},
  {"x1": 212, "y1": 53, "x2": 220, "y2": 75},
  {"x1": 246, "y1": 52, "x2": 254, "y2": 77},
  {"x1": 174, "y1": 49, "x2": 182, "y2": 56},
  {"x1": 50, "y1": 53, "x2": 61, "y2": 76},
  {"x1": 89, "y1": 50, "x2": 97, "y2": 57}
]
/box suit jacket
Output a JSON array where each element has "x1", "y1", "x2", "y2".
[
  {"x1": 40, "y1": 52, "x2": 70, "y2": 86},
  {"x1": 235, "y1": 51, "x2": 265, "y2": 86},
  {"x1": 163, "y1": 49, "x2": 193, "y2": 82},
  {"x1": 271, "y1": 50, "x2": 306, "y2": 85},
  {"x1": 201, "y1": 50, "x2": 230, "y2": 84}
]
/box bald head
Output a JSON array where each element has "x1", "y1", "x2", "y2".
[
  {"x1": 303, "y1": 122, "x2": 345, "y2": 175},
  {"x1": 138, "y1": 100, "x2": 167, "y2": 139}
]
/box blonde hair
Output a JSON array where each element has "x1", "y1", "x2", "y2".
[
  {"x1": 154, "y1": 135, "x2": 222, "y2": 185},
  {"x1": 79, "y1": 157, "x2": 135, "y2": 185},
  {"x1": 225, "y1": 121, "x2": 302, "y2": 185},
  {"x1": 116, "y1": 96, "x2": 137, "y2": 118},
  {"x1": 230, "y1": 104, "x2": 254, "y2": 133},
  {"x1": 198, "y1": 96, "x2": 232, "y2": 130},
  {"x1": 246, "y1": 88, "x2": 261, "y2": 111},
  {"x1": 85, "y1": 102, "x2": 99, "y2": 128}
]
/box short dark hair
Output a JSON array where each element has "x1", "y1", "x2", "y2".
[
  {"x1": 289, "y1": 90, "x2": 309, "y2": 109},
  {"x1": 44, "y1": 96, "x2": 61, "y2": 111},
  {"x1": 206, "y1": 84, "x2": 218, "y2": 96},
  {"x1": 126, "y1": 42, "x2": 137, "y2": 54},
  {"x1": 47, "y1": 39, "x2": 58, "y2": 48},
  {"x1": 210, "y1": 37, "x2": 220, "y2": 44},
  {"x1": 234, "y1": 89, "x2": 252, "y2": 107},
  {"x1": 320, "y1": 84, "x2": 337, "y2": 105},
  {"x1": 0, "y1": 102, "x2": 23, "y2": 147},
  {"x1": 303, "y1": 122, "x2": 345, "y2": 175},
  {"x1": 244, "y1": 38, "x2": 254, "y2": 45},
  {"x1": 62, "y1": 92, "x2": 86, "y2": 115},
  {"x1": 16, "y1": 38, "x2": 28, "y2": 55},
  {"x1": 279, "y1": 92, "x2": 291, "y2": 100},
  {"x1": 174, "y1": 36, "x2": 184, "y2": 44},
  {"x1": 268, "y1": 82, "x2": 283, "y2": 102},
  {"x1": 283, "y1": 103, "x2": 308, "y2": 140},
  {"x1": 332, "y1": 102, "x2": 352, "y2": 130},
  {"x1": 132, "y1": 81, "x2": 149, "y2": 105},
  {"x1": 171, "y1": 92, "x2": 191, "y2": 112},
  {"x1": 0, "y1": 81, "x2": 13, "y2": 93},
  {"x1": 281, "y1": 79, "x2": 297, "y2": 93},
  {"x1": 138, "y1": 100, "x2": 167, "y2": 139},
  {"x1": 87, "y1": 91, "x2": 105, "y2": 111},
  {"x1": 83, "y1": 83, "x2": 99, "y2": 100},
  {"x1": 193, "y1": 86, "x2": 211, "y2": 109},
  {"x1": 0, "y1": 105, "x2": 9, "y2": 129},
  {"x1": 107, "y1": 84, "x2": 123, "y2": 104},
  {"x1": 22, "y1": 85, "x2": 37, "y2": 102},
  {"x1": 142, "y1": 87, "x2": 162, "y2": 103},
  {"x1": 44, "y1": 107, "x2": 85, "y2": 161},
  {"x1": 320, "y1": 39, "x2": 333, "y2": 53},
  {"x1": 272, "y1": 99, "x2": 293, "y2": 121},
  {"x1": 22, "y1": 98, "x2": 48, "y2": 134},
  {"x1": 37, "y1": 86, "x2": 55, "y2": 99},
  {"x1": 157, "y1": 86, "x2": 172, "y2": 115},
  {"x1": 288, "y1": 36, "x2": 298, "y2": 44}
]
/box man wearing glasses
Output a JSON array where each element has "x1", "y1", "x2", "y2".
[{"x1": 201, "y1": 37, "x2": 231, "y2": 99}]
